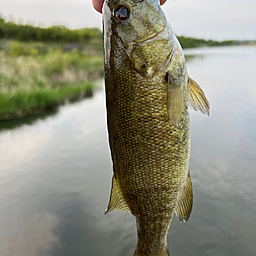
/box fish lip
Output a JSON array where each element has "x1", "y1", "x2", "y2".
[{"x1": 135, "y1": 25, "x2": 167, "y2": 44}]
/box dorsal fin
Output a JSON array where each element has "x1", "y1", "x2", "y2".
[
  {"x1": 105, "y1": 175, "x2": 131, "y2": 214},
  {"x1": 175, "y1": 171, "x2": 193, "y2": 222},
  {"x1": 187, "y1": 77, "x2": 210, "y2": 115}
]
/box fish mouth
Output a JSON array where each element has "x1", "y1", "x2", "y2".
[{"x1": 135, "y1": 25, "x2": 167, "y2": 44}]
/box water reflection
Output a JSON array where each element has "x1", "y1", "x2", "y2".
[
  {"x1": 53, "y1": 194, "x2": 109, "y2": 256},
  {"x1": 52, "y1": 195, "x2": 136, "y2": 256},
  {"x1": 184, "y1": 54, "x2": 204, "y2": 62},
  {"x1": 0, "y1": 88, "x2": 94, "y2": 132},
  {"x1": 0, "y1": 46, "x2": 256, "y2": 255},
  {"x1": 0, "y1": 212, "x2": 61, "y2": 256},
  {"x1": 0, "y1": 109, "x2": 58, "y2": 132}
]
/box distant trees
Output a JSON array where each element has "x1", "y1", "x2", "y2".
[
  {"x1": 177, "y1": 36, "x2": 235, "y2": 48},
  {"x1": 0, "y1": 15, "x2": 238, "y2": 47},
  {"x1": 0, "y1": 15, "x2": 102, "y2": 42}
]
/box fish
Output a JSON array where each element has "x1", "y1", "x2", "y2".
[{"x1": 102, "y1": 0, "x2": 210, "y2": 255}]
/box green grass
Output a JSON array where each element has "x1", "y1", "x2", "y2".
[
  {"x1": 0, "y1": 83, "x2": 93, "y2": 120},
  {"x1": 0, "y1": 40, "x2": 103, "y2": 120}
]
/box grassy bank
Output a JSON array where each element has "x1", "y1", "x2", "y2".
[
  {"x1": 0, "y1": 40, "x2": 103, "y2": 120},
  {"x1": 0, "y1": 16, "x2": 243, "y2": 121},
  {"x1": 0, "y1": 82, "x2": 93, "y2": 120}
]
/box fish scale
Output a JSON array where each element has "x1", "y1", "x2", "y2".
[
  {"x1": 103, "y1": 0, "x2": 210, "y2": 255},
  {"x1": 105, "y1": 61, "x2": 190, "y2": 248}
]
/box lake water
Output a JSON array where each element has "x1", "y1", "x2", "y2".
[{"x1": 0, "y1": 46, "x2": 256, "y2": 256}]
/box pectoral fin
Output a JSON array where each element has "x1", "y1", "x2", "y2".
[
  {"x1": 167, "y1": 72, "x2": 184, "y2": 127},
  {"x1": 105, "y1": 175, "x2": 131, "y2": 214},
  {"x1": 187, "y1": 77, "x2": 210, "y2": 115},
  {"x1": 175, "y1": 171, "x2": 193, "y2": 222}
]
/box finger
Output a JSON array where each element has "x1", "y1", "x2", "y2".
[
  {"x1": 160, "y1": 0, "x2": 167, "y2": 5},
  {"x1": 93, "y1": 0, "x2": 166, "y2": 13},
  {"x1": 92, "y1": 0, "x2": 104, "y2": 13}
]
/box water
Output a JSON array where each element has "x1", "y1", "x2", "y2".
[{"x1": 0, "y1": 46, "x2": 256, "y2": 256}]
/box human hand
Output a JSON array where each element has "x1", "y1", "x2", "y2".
[{"x1": 92, "y1": 0, "x2": 167, "y2": 13}]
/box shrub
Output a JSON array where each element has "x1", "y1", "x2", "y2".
[
  {"x1": 8, "y1": 42, "x2": 38, "y2": 56},
  {"x1": 0, "y1": 15, "x2": 103, "y2": 43}
]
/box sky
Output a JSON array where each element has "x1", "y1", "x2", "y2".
[{"x1": 0, "y1": 0, "x2": 255, "y2": 40}]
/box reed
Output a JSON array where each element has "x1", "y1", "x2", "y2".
[{"x1": 0, "y1": 40, "x2": 103, "y2": 120}]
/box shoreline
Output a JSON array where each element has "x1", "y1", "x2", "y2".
[
  {"x1": 0, "y1": 40, "x2": 104, "y2": 121},
  {"x1": 0, "y1": 83, "x2": 95, "y2": 121}
]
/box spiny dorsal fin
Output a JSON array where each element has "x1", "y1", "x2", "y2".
[
  {"x1": 175, "y1": 171, "x2": 193, "y2": 222},
  {"x1": 187, "y1": 77, "x2": 210, "y2": 115},
  {"x1": 167, "y1": 72, "x2": 184, "y2": 127},
  {"x1": 105, "y1": 175, "x2": 131, "y2": 214}
]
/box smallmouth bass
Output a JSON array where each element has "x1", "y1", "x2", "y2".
[{"x1": 102, "y1": 0, "x2": 210, "y2": 255}]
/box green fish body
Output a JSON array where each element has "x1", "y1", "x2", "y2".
[{"x1": 103, "y1": 1, "x2": 210, "y2": 255}]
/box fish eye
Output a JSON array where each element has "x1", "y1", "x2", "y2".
[{"x1": 115, "y1": 5, "x2": 129, "y2": 21}]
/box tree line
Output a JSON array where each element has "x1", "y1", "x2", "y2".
[
  {"x1": 178, "y1": 36, "x2": 236, "y2": 48},
  {"x1": 0, "y1": 15, "x2": 238, "y2": 47},
  {"x1": 0, "y1": 16, "x2": 102, "y2": 42}
]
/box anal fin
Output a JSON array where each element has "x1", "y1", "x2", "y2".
[
  {"x1": 105, "y1": 175, "x2": 131, "y2": 214},
  {"x1": 175, "y1": 171, "x2": 193, "y2": 222}
]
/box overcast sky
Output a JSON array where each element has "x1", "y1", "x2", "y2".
[{"x1": 1, "y1": 0, "x2": 255, "y2": 40}]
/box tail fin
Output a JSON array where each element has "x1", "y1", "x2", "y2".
[{"x1": 134, "y1": 246, "x2": 170, "y2": 256}]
